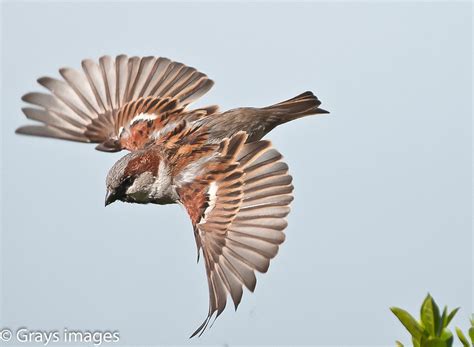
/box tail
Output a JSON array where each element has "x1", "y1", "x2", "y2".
[
  {"x1": 262, "y1": 91, "x2": 329, "y2": 122},
  {"x1": 198, "y1": 91, "x2": 329, "y2": 143}
]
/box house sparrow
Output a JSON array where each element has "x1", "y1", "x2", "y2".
[{"x1": 16, "y1": 55, "x2": 328, "y2": 337}]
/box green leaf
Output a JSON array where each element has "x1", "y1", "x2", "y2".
[
  {"x1": 421, "y1": 294, "x2": 442, "y2": 336},
  {"x1": 395, "y1": 340, "x2": 404, "y2": 347},
  {"x1": 421, "y1": 337, "x2": 449, "y2": 347},
  {"x1": 456, "y1": 327, "x2": 470, "y2": 347},
  {"x1": 445, "y1": 307, "x2": 460, "y2": 327},
  {"x1": 418, "y1": 334, "x2": 429, "y2": 347},
  {"x1": 391, "y1": 307, "x2": 425, "y2": 340},
  {"x1": 469, "y1": 315, "x2": 474, "y2": 344},
  {"x1": 441, "y1": 306, "x2": 448, "y2": 328},
  {"x1": 440, "y1": 329, "x2": 454, "y2": 347}
]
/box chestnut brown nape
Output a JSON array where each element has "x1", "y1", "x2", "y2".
[{"x1": 123, "y1": 150, "x2": 161, "y2": 178}]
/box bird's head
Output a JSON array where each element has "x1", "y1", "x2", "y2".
[{"x1": 105, "y1": 149, "x2": 162, "y2": 206}]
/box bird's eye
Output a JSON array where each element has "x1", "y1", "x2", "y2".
[
  {"x1": 120, "y1": 176, "x2": 134, "y2": 190},
  {"x1": 111, "y1": 176, "x2": 135, "y2": 201}
]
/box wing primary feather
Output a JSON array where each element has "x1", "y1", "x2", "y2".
[
  {"x1": 81, "y1": 59, "x2": 107, "y2": 113},
  {"x1": 98, "y1": 55, "x2": 115, "y2": 110}
]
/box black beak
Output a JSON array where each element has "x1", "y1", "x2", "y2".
[{"x1": 105, "y1": 190, "x2": 117, "y2": 206}]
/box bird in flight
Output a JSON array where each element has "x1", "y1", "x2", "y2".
[{"x1": 16, "y1": 55, "x2": 328, "y2": 337}]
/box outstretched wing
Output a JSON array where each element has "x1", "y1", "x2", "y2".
[
  {"x1": 16, "y1": 55, "x2": 215, "y2": 152},
  {"x1": 176, "y1": 133, "x2": 293, "y2": 337}
]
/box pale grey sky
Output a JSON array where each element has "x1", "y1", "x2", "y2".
[{"x1": 1, "y1": 1, "x2": 472, "y2": 346}]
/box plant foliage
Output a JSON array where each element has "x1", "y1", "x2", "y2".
[{"x1": 391, "y1": 294, "x2": 472, "y2": 347}]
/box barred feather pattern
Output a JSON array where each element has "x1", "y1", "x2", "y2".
[
  {"x1": 177, "y1": 133, "x2": 293, "y2": 337},
  {"x1": 16, "y1": 55, "x2": 214, "y2": 150}
]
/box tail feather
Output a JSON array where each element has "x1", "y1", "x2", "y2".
[
  {"x1": 263, "y1": 91, "x2": 329, "y2": 121},
  {"x1": 187, "y1": 91, "x2": 329, "y2": 143}
]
